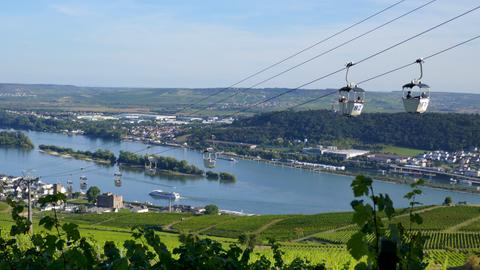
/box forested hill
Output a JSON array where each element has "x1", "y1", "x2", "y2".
[{"x1": 192, "y1": 110, "x2": 480, "y2": 151}]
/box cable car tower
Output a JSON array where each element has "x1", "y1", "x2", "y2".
[
  {"x1": 338, "y1": 62, "x2": 365, "y2": 117},
  {"x1": 402, "y1": 58, "x2": 430, "y2": 113},
  {"x1": 66, "y1": 174, "x2": 73, "y2": 195}
]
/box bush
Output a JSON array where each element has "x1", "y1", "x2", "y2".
[
  {"x1": 219, "y1": 172, "x2": 235, "y2": 181},
  {"x1": 206, "y1": 171, "x2": 219, "y2": 180},
  {"x1": 204, "y1": 204, "x2": 219, "y2": 215}
]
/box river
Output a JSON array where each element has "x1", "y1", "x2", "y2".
[{"x1": 1, "y1": 130, "x2": 479, "y2": 214}]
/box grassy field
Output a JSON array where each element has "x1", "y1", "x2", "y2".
[
  {"x1": 380, "y1": 145, "x2": 426, "y2": 156},
  {"x1": 1, "y1": 202, "x2": 480, "y2": 268}
]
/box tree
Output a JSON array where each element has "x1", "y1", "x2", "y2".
[
  {"x1": 204, "y1": 204, "x2": 219, "y2": 215},
  {"x1": 86, "y1": 186, "x2": 101, "y2": 203},
  {"x1": 219, "y1": 172, "x2": 236, "y2": 181},
  {"x1": 443, "y1": 196, "x2": 453, "y2": 206}
]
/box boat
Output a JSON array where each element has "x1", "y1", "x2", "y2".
[
  {"x1": 149, "y1": 190, "x2": 180, "y2": 200},
  {"x1": 218, "y1": 156, "x2": 237, "y2": 162},
  {"x1": 449, "y1": 178, "x2": 458, "y2": 184},
  {"x1": 460, "y1": 180, "x2": 473, "y2": 186}
]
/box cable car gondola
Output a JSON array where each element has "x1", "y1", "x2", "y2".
[
  {"x1": 114, "y1": 171, "x2": 122, "y2": 187},
  {"x1": 79, "y1": 175, "x2": 88, "y2": 190},
  {"x1": 338, "y1": 62, "x2": 365, "y2": 117},
  {"x1": 203, "y1": 147, "x2": 217, "y2": 169},
  {"x1": 402, "y1": 58, "x2": 430, "y2": 113}
]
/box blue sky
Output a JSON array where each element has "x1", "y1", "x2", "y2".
[{"x1": 0, "y1": 0, "x2": 479, "y2": 92}]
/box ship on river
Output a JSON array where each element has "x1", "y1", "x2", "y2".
[{"x1": 149, "y1": 190, "x2": 180, "y2": 200}]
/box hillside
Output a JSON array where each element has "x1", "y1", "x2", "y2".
[
  {"x1": 2, "y1": 203, "x2": 479, "y2": 268},
  {"x1": 1, "y1": 83, "x2": 479, "y2": 114},
  {"x1": 190, "y1": 110, "x2": 480, "y2": 151}
]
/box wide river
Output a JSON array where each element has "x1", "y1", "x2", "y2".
[{"x1": 1, "y1": 130, "x2": 479, "y2": 214}]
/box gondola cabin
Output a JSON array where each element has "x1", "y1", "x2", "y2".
[{"x1": 338, "y1": 85, "x2": 365, "y2": 117}]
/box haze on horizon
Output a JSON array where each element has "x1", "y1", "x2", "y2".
[{"x1": 0, "y1": 0, "x2": 478, "y2": 93}]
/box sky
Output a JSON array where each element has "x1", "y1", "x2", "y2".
[{"x1": 0, "y1": 0, "x2": 479, "y2": 92}]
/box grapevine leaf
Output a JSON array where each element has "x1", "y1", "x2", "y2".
[
  {"x1": 351, "y1": 175, "x2": 372, "y2": 197},
  {"x1": 410, "y1": 213, "x2": 423, "y2": 225},
  {"x1": 347, "y1": 232, "x2": 368, "y2": 260},
  {"x1": 351, "y1": 201, "x2": 372, "y2": 226}
]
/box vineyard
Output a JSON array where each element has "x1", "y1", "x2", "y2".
[{"x1": 2, "y1": 202, "x2": 480, "y2": 268}]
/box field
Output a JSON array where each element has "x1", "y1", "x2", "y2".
[
  {"x1": 1, "y1": 202, "x2": 480, "y2": 268},
  {"x1": 380, "y1": 145, "x2": 426, "y2": 156},
  {"x1": 392, "y1": 206, "x2": 480, "y2": 231},
  {"x1": 2, "y1": 83, "x2": 480, "y2": 114}
]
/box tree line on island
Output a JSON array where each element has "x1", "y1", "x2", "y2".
[
  {"x1": 36, "y1": 146, "x2": 235, "y2": 178},
  {"x1": 189, "y1": 110, "x2": 480, "y2": 151},
  {"x1": 0, "y1": 110, "x2": 124, "y2": 140},
  {"x1": 118, "y1": 150, "x2": 204, "y2": 176},
  {"x1": 118, "y1": 150, "x2": 235, "y2": 180},
  {"x1": 39, "y1": 144, "x2": 117, "y2": 164},
  {"x1": 0, "y1": 131, "x2": 34, "y2": 149}
]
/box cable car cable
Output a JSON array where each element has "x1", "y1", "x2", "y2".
[
  {"x1": 222, "y1": 4, "x2": 480, "y2": 117},
  {"x1": 173, "y1": 0, "x2": 407, "y2": 115},
  {"x1": 287, "y1": 34, "x2": 480, "y2": 110},
  {"x1": 185, "y1": 0, "x2": 437, "y2": 116}
]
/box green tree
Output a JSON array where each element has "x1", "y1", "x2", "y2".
[
  {"x1": 86, "y1": 186, "x2": 101, "y2": 203},
  {"x1": 219, "y1": 172, "x2": 236, "y2": 181},
  {"x1": 443, "y1": 196, "x2": 453, "y2": 205},
  {"x1": 204, "y1": 204, "x2": 219, "y2": 215}
]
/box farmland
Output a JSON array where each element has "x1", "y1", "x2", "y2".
[{"x1": 2, "y1": 202, "x2": 480, "y2": 268}]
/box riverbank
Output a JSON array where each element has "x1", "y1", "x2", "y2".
[
  {"x1": 39, "y1": 149, "x2": 113, "y2": 165},
  {"x1": 217, "y1": 151, "x2": 480, "y2": 195},
  {"x1": 140, "y1": 141, "x2": 480, "y2": 194}
]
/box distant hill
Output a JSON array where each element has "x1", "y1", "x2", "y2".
[
  {"x1": 0, "y1": 83, "x2": 479, "y2": 114},
  {"x1": 190, "y1": 110, "x2": 480, "y2": 151}
]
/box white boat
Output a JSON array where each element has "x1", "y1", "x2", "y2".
[
  {"x1": 449, "y1": 178, "x2": 457, "y2": 184},
  {"x1": 149, "y1": 190, "x2": 180, "y2": 200},
  {"x1": 460, "y1": 180, "x2": 473, "y2": 187}
]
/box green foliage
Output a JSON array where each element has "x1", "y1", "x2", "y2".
[
  {"x1": 86, "y1": 186, "x2": 101, "y2": 203},
  {"x1": 206, "y1": 171, "x2": 219, "y2": 180},
  {"x1": 219, "y1": 172, "x2": 236, "y2": 181},
  {"x1": 0, "y1": 110, "x2": 124, "y2": 140},
  {"x1": 1, "y1": 174, "x2": 474, "y2": 269},
  {"x1": 118, "y1": 150, "x2": 204, "y2": 175},
  {"x1": 0, "y1": 194, "x2": 327, "y2": 269},
  {"x1": 0, "y1": 131, "x2": 34, "y2": 149},
  {"x1": 191, "y1": 110, "x2": 480, "y2": 151},
  {"x1": 204, "y1": 215, "x2": 282, "y2": 239},
  {"x1": 39, "y1": 144, "x2": 117, "y2": 164},
  {"x1": 444, "y1": 196, "x2": 453, "y2": 206},
  {"x1": 347, "y1": 176, "x2": 428, "y2": 270},
  {"x1": 394, "y1": 206, "x2": 480, "y2": 231},
  {"x1": 261, "y1": 213, "x2": 354, "y2": 241},
  {"x1": 204, "y1": 204, "x2": 219, "y2": 215}
]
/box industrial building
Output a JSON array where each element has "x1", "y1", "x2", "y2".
[{"x1": 303, "y1": 146, "x2": 369, "y2": 160}]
